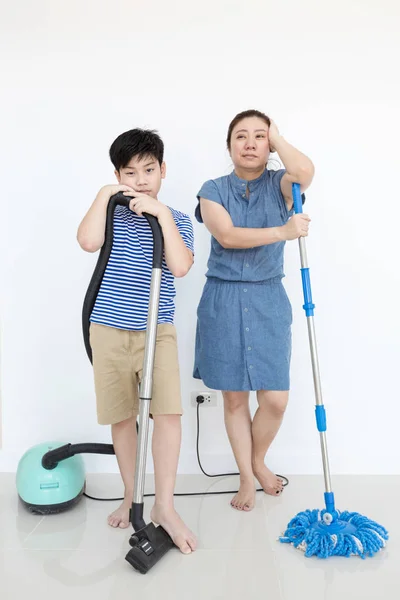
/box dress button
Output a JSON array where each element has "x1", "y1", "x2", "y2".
[
  {"x1": 245, "y1": 263, "x2": 249, "y2": 268},
  {"x1": 243, "y1": 288, "x2": 247, "y2": 292},
  {"x1": 248, "y1": 346, "x2": 252, "y2": 351},
  {"x1": 249, "y1": 365, "x2": 253, "y2": 369},
  {"x1": 244, "y1": 308, "x2": 248, "y2": 312},
  {"x1": 245, "y1": 327, "x2": 249, "y2": 332}
]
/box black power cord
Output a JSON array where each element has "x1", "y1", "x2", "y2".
[
  {"x1": 194, "y1": 398, "x2": 289, "y2": 493},
  {"x1": 83, "y1": 397, "x2": 289, "y2": 501}
]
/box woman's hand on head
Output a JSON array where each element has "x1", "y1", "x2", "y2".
[{"x1": 268, "y1": 120, "x2": 280, "y2": 153}]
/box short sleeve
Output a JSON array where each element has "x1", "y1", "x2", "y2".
[
  {"x1": 177, "y1": 213, "x2": 194, "y2": 254},
  {"x1": 195, "y1": 179, "x2": 223, "y2": 223}
]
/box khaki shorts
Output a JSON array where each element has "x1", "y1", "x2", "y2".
[{"x1": 90, "y1": 323, "x2": 182, "y2": 425}]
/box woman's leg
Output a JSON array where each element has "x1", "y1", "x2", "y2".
[
  {"x1": 252, "y1": 390, "x2": 288, "y2": 495},
  {"x1": 223, "y1": 391, "x2": 256, "y2": 511}
]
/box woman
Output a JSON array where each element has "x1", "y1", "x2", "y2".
[{"x1": 194, "y1": 109, "x2": 314, "y2": 511}]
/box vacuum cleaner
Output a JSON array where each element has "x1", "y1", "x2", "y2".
[{"x1": 16, "y1": 192, "x2": 174, "y2": 573}]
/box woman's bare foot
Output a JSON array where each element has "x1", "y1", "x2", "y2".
[
  {"x1": 108, "y1": 499, "x2": 131, "y2": 529},
  {"x1": 150, "y1": 505, "x2": 197, "y2": 554},
  {"x1": 253, "y1": 463, "x2": 284, "y2": 496},
  {"x1": 230, "y1": 477, "x2": 256, "y2": 511}
]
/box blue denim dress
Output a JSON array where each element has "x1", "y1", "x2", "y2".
[{"x1": 193, "y1": 168, "x2": 294, "y2": 391}]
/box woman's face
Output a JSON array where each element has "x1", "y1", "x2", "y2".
[{"x1": 229, "y1": 117, "x2": 270, "y2": 173}]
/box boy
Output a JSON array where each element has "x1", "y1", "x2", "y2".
[{"x1": 77, "y1": 128, "x2": 196, "y2": 554}]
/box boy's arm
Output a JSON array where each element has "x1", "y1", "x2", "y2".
[
  {"x1": 158, "y1": 209, "x2": 193, "y2": 278},
  {"x1": 125, "y1": 192, "x2": 193, "y2": 278},
  {"x1": 77, "y1": 184, "x2": 133, "y2": 252}
]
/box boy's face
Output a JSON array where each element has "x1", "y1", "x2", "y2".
[{"x1": 116, "y1": 155, "x2": 166, "y2": 198}]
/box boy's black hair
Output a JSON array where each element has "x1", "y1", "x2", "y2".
[{"x1": 109, "y1": 128, "x2": 164, "y2": 170}]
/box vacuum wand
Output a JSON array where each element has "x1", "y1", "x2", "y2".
[
  {"x1": 103, "y1": 194, "x2": 175, "y2": 573},
  {"x1": 292, "y1": 183, "x2": 334, "y2": 511},
  {"x1": 131, "y1": 265, "x2": 161, "y2": 531}
]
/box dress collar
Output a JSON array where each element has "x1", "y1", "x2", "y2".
[{"x1": 228, "y1": 168, "x2": 267, "y2": 193}]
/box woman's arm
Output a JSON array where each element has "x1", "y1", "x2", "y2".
[
  {"x1": 200, "y1": 198, "x2": 310, "y2": 249},
  {"x1": 268, "y1": 122, "x2": 315, "y2": 209}
]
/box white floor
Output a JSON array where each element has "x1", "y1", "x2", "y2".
[{"x1": 1, "y1": 472, "x2": 398, "y2": 600}]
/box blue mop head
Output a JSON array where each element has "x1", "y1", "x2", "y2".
[{"x1": 279, "y1": 508, "x2": 388, "y2": 559}]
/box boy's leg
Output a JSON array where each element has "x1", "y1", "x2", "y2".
[
  {"x1": 144, "y1": 324, "x2": 196, "y2": 554},
  {"x1": 108, "y1": 416, "x2": 137, "y2": 528},
  {"x1": 90, "y1": 323, "x2": 139, "y2": 528},
  {"x1": 150, "y1": 414, "x2": 197, "y2": 554}
]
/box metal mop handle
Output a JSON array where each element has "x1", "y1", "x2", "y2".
[{"x1": 292, "y1": 183, "x2": 335, "y2": 516}]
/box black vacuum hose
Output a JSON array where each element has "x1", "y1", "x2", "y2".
[
  {"x1": 82, "y1": 192, "x2": 163, "y2": 363},
  {"x1": 42, "y1": 194, "x2": 163, "y2": 469},
  {"x1": 42, "y1": 443, "x2": 115, "y2": 469}
]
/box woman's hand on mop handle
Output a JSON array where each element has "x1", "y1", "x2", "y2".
[{"x1": 279, "y1": 213, "x2": 311, "y2": 241}]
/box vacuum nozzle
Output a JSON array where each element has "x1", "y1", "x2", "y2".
[{"x1": 125, "y1": 523, "x2": 174, "y2": 574}]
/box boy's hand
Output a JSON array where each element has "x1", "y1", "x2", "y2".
[
  {"x1": 123, "y1": 192, "x2": 167, "y2": 219},
  {"x1": 99, "y1": 184, "x2": 134, "y2": 200}
]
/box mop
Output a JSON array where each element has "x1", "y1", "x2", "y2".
[{"x1": 279, "y1": 183, "x2": 388, "y2": 559}]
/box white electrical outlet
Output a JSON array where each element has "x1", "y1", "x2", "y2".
[{"x1": 191, "y1": 390, "x2": 218, "y2": 407}]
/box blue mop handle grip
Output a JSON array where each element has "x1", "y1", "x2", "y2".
[
  {"x1": 292, "y1": 182, "x2": 303, "y2": 214},
  {"x1": 292, "y1": 183, "x2": 315, "y2": 317}
]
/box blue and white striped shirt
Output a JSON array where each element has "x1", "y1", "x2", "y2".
[{"x1": 90, "y1": 205, "x2": 194, "y2": 331}]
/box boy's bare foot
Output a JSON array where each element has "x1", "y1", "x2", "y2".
[
  {"x1": 230, "y1": 477, "x2": 256, "y2": 511},
  {"x1": 150, "y1": 505, "x2": 197, "y2": 554},
  {"x1": 253, "y1": 463, "x2": 284, "y2": 496},
  {"x1": 108, "y1": 499, "x2": 131, "y2": 529}
]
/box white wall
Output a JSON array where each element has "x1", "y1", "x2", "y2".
[{"x1": 1, "y1": 0, "x2": 399, "y2": 477}]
